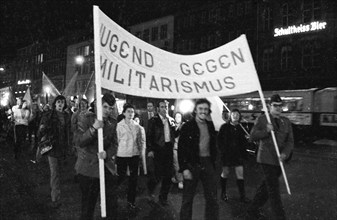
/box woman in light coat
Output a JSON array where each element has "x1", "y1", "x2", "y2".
[{"x1": 116, "y1": 103, "x2": 146, "y2": 213}]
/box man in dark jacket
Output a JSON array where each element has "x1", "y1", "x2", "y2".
[
  {"x1": 74, "y1": 93, "x2": 118, "y2": 220},
  {"x1": 178, "y1": 99, "x2": 219, "y2": 220},
  {"x1": 147, "y1": 100, "x2": 175, "y2": 205},
  {"x1": 245, "y1": 94, "x2": 294, "y2": 220},
  {"x1": 140, "y1": 101, "x2": 155, "y2": 135}
]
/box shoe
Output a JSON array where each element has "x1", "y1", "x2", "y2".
[
  {"x1": 240, "y1": 196, "x2": 251, "y2": 204},
  {"x1": 221, "y1": 193, "x2": 228, "y2": 201}
]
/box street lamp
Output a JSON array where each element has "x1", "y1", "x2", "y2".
[
  {"x1": 75, "y1": 55, "x2": 85, "y2": 75},
  {"x1": 179, "y1": 99, "x2": 194, "y2": 114},
  {"x1": 75, "y1": 55, "x2": 85, "y2": 65}
]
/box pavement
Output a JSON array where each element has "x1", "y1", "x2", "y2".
[
  {"x1": 1, "y1": 133, "x2": 336, "y2": 220},
  {"x1": 292, "y1": 139, "x2": 337, "y2": 161}
]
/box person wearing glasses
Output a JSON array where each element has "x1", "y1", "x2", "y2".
[{"x1": 245, "y1": 94, "x2": 294, "y2": 220}]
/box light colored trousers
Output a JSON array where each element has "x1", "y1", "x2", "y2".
[{"x1": 48, "y1": 156, "x2": 61, "y2": 202}]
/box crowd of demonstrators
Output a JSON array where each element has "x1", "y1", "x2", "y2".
[
  {"x1": 0, "y1": 91, "x2": 295, "y2": 219},
  {"x1": 178, "y1": 99, "x2": 219, "y2": 220},
  {"x1": 116, "y1": 103, "x2": 146, "y2": 213},
  {"x1": 244, "y1": 94, "x2": 294, "y2": 220},
  {"x1": 217, "y1": 109, "x2": 250, "y2": 203},
  {"x1": 38, "y1": 95, "x2": 71, "y2": 208},
  {"x1": 146, "y1": 100, "x2": 176, "y2": 206}
]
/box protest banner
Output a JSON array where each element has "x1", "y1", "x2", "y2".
[
  {"x1": 95, "y1": 9, "x2": 261, "y2": 99},
  {"x1": 93, "y1": 6, "x2": 291, "y2": 217}
]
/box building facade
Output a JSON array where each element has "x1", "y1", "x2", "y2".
[
  {"x1": 174, "y1": 0, "x2": 337, "y2": 90},
  {"x1": 6, "y1": 30, "x2": 92, "y2": 102},
  {"x1": 65, "y1": 39, "x2": 95, "y2": 100}
]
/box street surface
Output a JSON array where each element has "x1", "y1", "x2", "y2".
[{"x1": 0, "y1": 134, "x2": 336, "y2": 220}]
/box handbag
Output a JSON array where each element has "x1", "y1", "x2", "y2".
[
  {"x1": 35, "y1": 111, "x2": 54, "y2": 162},
  {"x1": 39, "y1": 137, "x2": 53, "y2": 155},
  {"x1": 35, "y1": 135, "x2": 53, "y2": 162}
]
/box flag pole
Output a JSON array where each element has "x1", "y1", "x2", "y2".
[
  {"x1": 258, "y1": 89, "x2": 291, "y2": 195},
  {"x1": 83, "y1": 71, "x2": 95, "y2": 97},
  {"x1": 93, "y1": 5, "x2": 106, "y2": 217},
  {"x1": 242, "y1": 33, "x2": 291, "y2": 195}
]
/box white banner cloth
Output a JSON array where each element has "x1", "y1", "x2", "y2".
[{"x1": 97, "y1": 8, "x2": 260, "y2": 99}]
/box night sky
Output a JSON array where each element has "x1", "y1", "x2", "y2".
[{"x1": 0, "y1": 0, "x2": 200, "y2": 63}]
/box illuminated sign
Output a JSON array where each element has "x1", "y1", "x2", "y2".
[
  {"x1": 17, "y1": 79, "x2": 31, "y2": 85},
  {"x1": 274, "y1": 21, "x2": 327, "y2": 37}
]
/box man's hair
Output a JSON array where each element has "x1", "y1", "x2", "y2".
[
  {"x1": 157, "y1": 100, "x2": 169, "y2": 107},
  {"x1": 122, "y1": 103, "x2": 135, "y2": 113},
  {"x1": 52, "y1": 95, "x2": 67, "y2": 110},
  {"x1": 192, "y1": 99, "x2": 211, "y2": 117},
  {"x1": 80, "y1": 98, "x2": 89, "y2": 105},
  {"x1": 102, "y1": 93, "x2": 116, "y2": 106},
  {"x1": 133, "y1": 113, "x2": 140, "y2": 119}
]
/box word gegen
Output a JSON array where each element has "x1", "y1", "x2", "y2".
[{"x1": 179, "y1": 48, "x2": 245, "y2": 76}]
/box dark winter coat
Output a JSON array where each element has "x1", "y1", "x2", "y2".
[
  {"x1": 250, "y1": 114, "x2": 294, "y2": 166},
  {"x1": 147, "y1": 115, "x2": 176, "y2": 153},
  {"x1": 38, "y1": 110, "x2": 71, "y2": 158},
  {"x1": 178, "y1": 118, "x2": 217, "y2": 173},
  {"x1": 217, "y1": 123, "x2": 248, "y2": 166},
  {"x1": 74, "y1": 112, "x2": 117, "y2": 178}
]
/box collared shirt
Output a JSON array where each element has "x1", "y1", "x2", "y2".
[
  {"x1": 148, "y1": 111, "x2": 154, "y2": 119},
  {"x1": 159, "y1": 114, "x2": 171, "y2": 142}
]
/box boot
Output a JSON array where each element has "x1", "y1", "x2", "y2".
[
  {"x1": 220, "y1": 177, "x2": 228, "y2": 201},
  {"x1": 237, "y1": 179, "x2": 250, "y2": 203}
]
